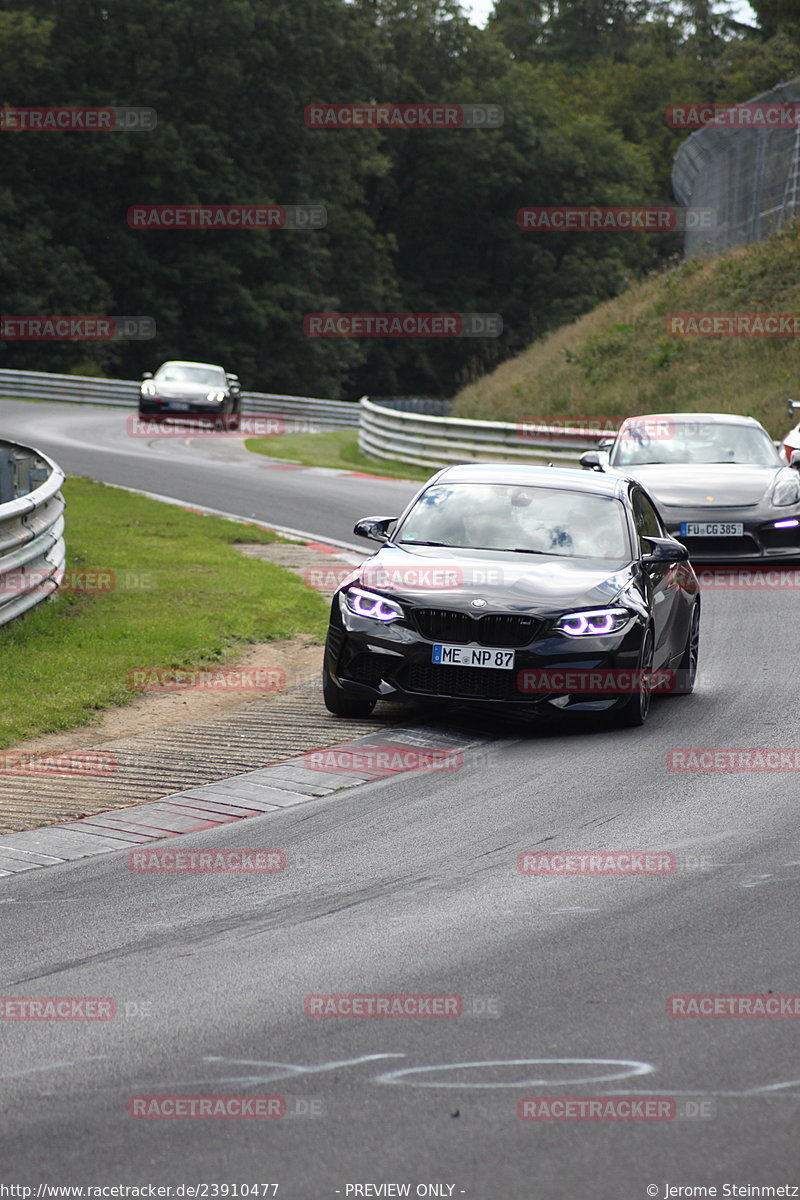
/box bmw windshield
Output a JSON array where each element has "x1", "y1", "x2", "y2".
[{"x1": 396, "y1": 483, "x2": 631, "y2": 559}]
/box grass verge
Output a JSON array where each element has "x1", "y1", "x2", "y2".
[
  {"x1": 451, "y1": 223, "x2": 800, "y2": 439},
  {"x1": 0, "y1": 478, "x2": 329, "y2": 748},
  {"x1": 245, "y1": 428, "x2": 431, "y2": 482}
]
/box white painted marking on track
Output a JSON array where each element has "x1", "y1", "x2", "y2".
[
  {"x1": 0, "y1": 1057, "x2": 109, "y2": 1081},
  {"x1": 374, "y1": 1058, "x2": 655, "y2": 1089},
  {"x1": 155, "y1": 1053, "x2": 406, "y2": 1088}
]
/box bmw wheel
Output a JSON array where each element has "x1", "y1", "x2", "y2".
[
  {"x1": 671, "y1": 602, "x2": 699, "y2": 695},
  {"x1": 612, "y1": 627, "x2": 654, "y2": 728}
]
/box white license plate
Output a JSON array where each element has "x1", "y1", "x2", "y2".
[
  {"x1": 680, "y1": 522, "x2": 743, "y2": 537},
  {"x1": 168, "y1": 402, "x2": 191, "y2": 410},
  {"x1": 432, "y1": 644, "x2": 515, "y2": 669}
]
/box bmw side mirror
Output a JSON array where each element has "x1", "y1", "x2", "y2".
[
  {"x1": 580, "y1": 450, "x2": 605, "y2": 472},
  {"x1": 142, "y1": 371, "x2": 153, "y2": 380},
  {"x1": 354, "y1": 516, "x2": 396, "y2": 543},
  {"x1": 642, "y1": 536, "x2": 689, "y2": 564},
  {"x1": 790, "y1": 450, "x2": 800, "y2": 469}
]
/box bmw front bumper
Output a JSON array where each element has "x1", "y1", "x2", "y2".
[{"x1": 324, "y1": 601, "x2": 651, "y2": 714}]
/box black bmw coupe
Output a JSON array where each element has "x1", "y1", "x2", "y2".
[{"x1": 322, "y1": 464, "x2": 700, "y2": 728}]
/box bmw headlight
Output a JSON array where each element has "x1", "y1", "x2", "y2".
[
  {"x1": 771, "y1": 473, "x2": 800, "y2": 507},
  {"x1": 555, "y1": 608, "x2": 632, "y2": 637},
  {"x1": 141, "y1": 381, "x2": 156, "y2": 397},
  {"x1": 343, "y1": 587, "x2": 403, "y2": 623},
  {"x1": 206, "y1": 389, "x2": 227, "y2": 403}
]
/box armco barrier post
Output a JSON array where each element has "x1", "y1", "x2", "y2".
[{"x1": 0, "y1": 448, "x2": 15, "y2": 504}]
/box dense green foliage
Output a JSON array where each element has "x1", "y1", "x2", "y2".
[
  {"x1": 451, "y1": 221, "x2": 800, "y2": 438},
  {"x1": 1, "y1": 0, "x2": 799, "y2": 397}
]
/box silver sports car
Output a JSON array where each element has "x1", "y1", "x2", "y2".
[{"x1": 580, "y1": 412, "x2": 800, "y2": 561}]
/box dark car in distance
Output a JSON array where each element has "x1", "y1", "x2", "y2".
[
  {"x1": 138, "y1": 360, "x2": 241, "y2": 428},
  {"x1": 581, "y1": 412, "x2": 800, "y2": 561},
  {"x1": 322, "y1": 464, "x2": 700, "y2": 728}
]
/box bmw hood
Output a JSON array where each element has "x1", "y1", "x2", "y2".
[
  {"x1": 349, "y1": 544, "x2": 630, "y2": 616},
  {"x1": 615, "y1": 464, "x2": 777, "y2": 508}
]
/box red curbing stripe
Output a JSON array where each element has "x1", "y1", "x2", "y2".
[{"x1": 345, "y1": 471, "x2": 399, "y2": 481}]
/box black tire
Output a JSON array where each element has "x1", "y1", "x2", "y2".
[
  {"x1": 323, "y1": 671, "x2": 376, "y2": 718},
  {"x1": 612, "y1": 627, "x2": 654, "y2": 728},
  {"x1": 671, "y1": 602, "x2": 700, "y2": 695},
  {"x1": 227, "y1": 412, "x2": 240, "y2": 431}
]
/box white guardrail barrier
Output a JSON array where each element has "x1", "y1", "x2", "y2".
[
  {"x1": 0, "y1": 439, "x2": 66, "y2": 628},
  {"x1": 358, "y1": 397, "x2": 607, "y2": 469},
  {"x1": 0, "y1": 369, "x2": 360, "y2": 430}
]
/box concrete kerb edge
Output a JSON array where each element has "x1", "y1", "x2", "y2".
[{"x1": 0, "y1": 726, "x2": 489, "y2": 879}]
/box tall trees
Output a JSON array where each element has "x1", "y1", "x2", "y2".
[{"x1": 1, "y1": 0, "x2": 795, "y2": 396}]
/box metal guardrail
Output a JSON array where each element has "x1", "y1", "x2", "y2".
[
  {"x1": 0, "y1": 369, "x2": 360, "y2": 430},
  {"x1": 0, "y1": 369, "x2": 604, "y2": 467},
  {"x1": 358, "y1": 397, "x2": 607, "y2": 469},
  {"x1": 0, "y1": 440, "x2": 66, "y2": 628}
]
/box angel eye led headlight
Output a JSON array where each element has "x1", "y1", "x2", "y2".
[
  {"x1": 555, "y1": 608, "x2": 631, "y2": 637},
  {"x1": 343, "y1": 587, "x2": 403, "y2": 623}
]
